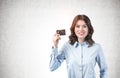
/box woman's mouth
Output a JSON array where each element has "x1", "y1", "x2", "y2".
[{"x1": 78, "y1": 32, "x2": 85, "y2": 36}]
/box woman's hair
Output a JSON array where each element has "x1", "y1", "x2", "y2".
[{"x1": 69, "y1": 14, "x2": 94, "y2": 47}]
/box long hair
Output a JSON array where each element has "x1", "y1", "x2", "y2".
[{"x1": 69, "y1": 14, "x2": 94, "y2": 47}]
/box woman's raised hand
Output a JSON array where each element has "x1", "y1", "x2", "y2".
[{"x1": 53, "y1": 33, "x2": 61, "y2": 48}]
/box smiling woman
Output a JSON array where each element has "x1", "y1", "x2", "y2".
[
  {"x1": 0, "y1": 0, "x2": 120, "y2": 78},
  {"x1": 49, "y1": 14, "x2": 108, "y2": 78},
  {"x1": 69, "y1": 15, "x2": 94, "y2": 47}
]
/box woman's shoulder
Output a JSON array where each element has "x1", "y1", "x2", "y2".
[
  {"x1": 92, "y1": 42, "x2": 102, "y2": 49},
  {"x1": 63, "y1": 41, "x2": 71, "y2": 46},
  {"x1": 62, "y1": 41, "x2": 73, "y2": 48}
]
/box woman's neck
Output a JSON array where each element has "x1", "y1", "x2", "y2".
[{"x1": 78, "y1": 38, "x2": 85, "y2": 43}]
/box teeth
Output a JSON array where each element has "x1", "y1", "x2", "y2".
[
  {"x1": 79, "y1": 32, "x2": 84, "y2": 35},
  {"x1": 80, "y1": 32, "x2": 83, "y2": 34},
  {"x1": 77, "y1": 31, "x2": 85, "y2": 35},
  {"x1": 80, "y1": 32, "x2": 84, "y2": 34}
]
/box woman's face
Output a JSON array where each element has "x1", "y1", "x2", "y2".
[{"x1": 74, "y1": 20, "x2": 88, "y2": 40}]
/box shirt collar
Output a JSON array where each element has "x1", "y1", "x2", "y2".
[{"x1": 73, "y1": 41, "x2": 87, "y2": 48}]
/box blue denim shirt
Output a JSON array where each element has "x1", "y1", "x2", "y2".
[{"x1": 49, "y1": 41, "x2": 108, "y2": 78}]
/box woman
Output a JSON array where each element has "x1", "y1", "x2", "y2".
[{"x1": 49, "y1": 14, "x2": 108, "y2": 78}]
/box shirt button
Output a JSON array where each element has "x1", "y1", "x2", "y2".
[{"x1": 80, "y1": 67, "x2": 82, "y2": 71}]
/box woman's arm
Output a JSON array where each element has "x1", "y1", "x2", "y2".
[
  {"x1": 49, "y1": 47, "x2": 65, "y2": 71},
  {"x1": 96, "y1": 44, "x2": 108, "y2": 78},
  {"x1": 49, "y1": 33, "x2": 66, "y2": 71}
]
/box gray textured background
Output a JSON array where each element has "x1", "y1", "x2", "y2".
[{"x1": 0, "y1": 0, "x2": 120, "y2": 78}]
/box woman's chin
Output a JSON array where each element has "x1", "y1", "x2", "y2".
[{"x1": 77, "y1": 35, "x2": 85, "y2": 38}]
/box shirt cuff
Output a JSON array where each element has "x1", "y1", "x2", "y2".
[{"x1": 52, "y1": 47, "x2": 58, "y2": 55}]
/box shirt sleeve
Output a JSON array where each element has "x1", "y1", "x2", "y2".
[
  {"x1": 49, "y1": 44, "x2": 66, "y2": 71},
  {"x1": 96, "y1": 44, "x2": 108, "y2": 78}
]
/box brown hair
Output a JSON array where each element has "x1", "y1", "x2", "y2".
[{"x1": 69, "y1": 14, "x2": 94, "y2": 47}]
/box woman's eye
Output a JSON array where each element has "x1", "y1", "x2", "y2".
[
  {"x1": 83, "y1": 25, "x2": 87, "y2": 28},
  {"x1": 76, "y1": 25, "x2": 80, "y2": 28}
]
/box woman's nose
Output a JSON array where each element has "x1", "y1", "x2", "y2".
[{"x1": 79, "y1": 27, "x2": 83, "y2": 31}]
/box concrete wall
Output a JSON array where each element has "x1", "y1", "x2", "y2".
[{"x1": 0, "y1": 0, "x2": 120, "y2": 78}]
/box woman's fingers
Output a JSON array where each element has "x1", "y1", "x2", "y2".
[
  {"x1": 54, "y1": 33, "x2": 61, "y2": 40},
  {"x1": 53, "y1": 33, "x2": 61, "y2": 48}
]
